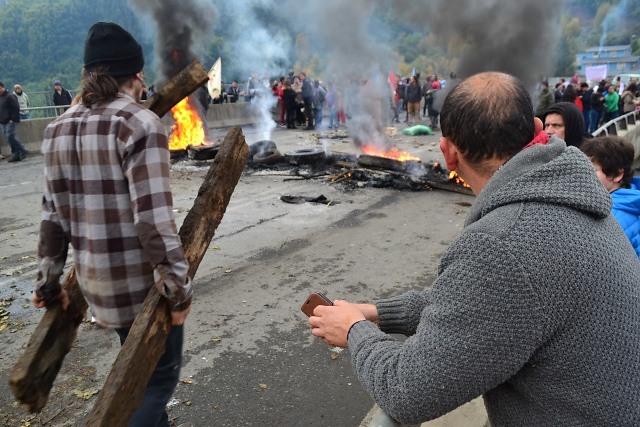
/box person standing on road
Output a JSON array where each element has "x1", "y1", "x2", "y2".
[
  {"x1": 32, "y1": 22, "x2": 193, "y2": 427},
  {"x1": 52, "y1": 80, "x2": 72, "y2": 115},
  {"x1": 603, "y1": 84, "x2": 620, "y2": 123},
  {"x1": 13, "y1": 85, "x2": 30, "y2": 120},
  {"x1": 0, "y1": 81, "x2": 28, "y2": 162},
  {"x1": 534, "y1": 80, "x2": 554, "y2": 119},
  {"x1": 308, "y1": 71, "x2": 640, "y2": 425},
  {"x1": 300, "y1": 71, "x2": 315, "y2": 130}
]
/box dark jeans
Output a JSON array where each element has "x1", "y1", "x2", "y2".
[
  {"x1": 589, "y1": 109, "x2": 602, "y2": 133},
  {"x1": 0, "y1": 122, "x2": 27, "y2": 157},
  {"x1": 115, "y1": 325, "x2": 184, "y2": 427},
  {"x1": 303, "y1": 97, "x2": 314, "y2": 128},
  {"x1": 582, "y1": 109, "x2": 591, "y2": 134},
  {"x1": 603, "y1": 110, "x2": 619, "y2": 124}
]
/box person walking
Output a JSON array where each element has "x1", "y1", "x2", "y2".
[
  {"x1": 13, "y1": 84, "x2": 30, "y2": 120},
  {"x1": 0, "y1": 82, "x2": 28, "y2": 162},
  {"x1": 308, "y1": 71, "x2": 640, "y2": 425},
  {"x1": 33, "y1": 22, "x2": 193, "y2": 427}
]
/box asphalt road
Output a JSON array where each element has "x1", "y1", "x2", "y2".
[{"x1": 0, "y1": 124, "x2": 474, "y2": 426}]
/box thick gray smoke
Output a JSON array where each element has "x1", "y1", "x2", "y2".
[
  {"x1": 217, "y1": 0, "x2": 292, "y2": 143},
  {"x1": 394, "y1": 0, "x2": 564, "y2": 88},
  {"x1": 599, "y1": 0, "x2": 629, "y2": 52},
  {"x1": 128, "y1": 0, "x2": 217, "y2": 83},
  {"x1": 286, "y1": 0, "x2": 398, "y2": 150}
]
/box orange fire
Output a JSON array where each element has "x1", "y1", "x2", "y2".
[
  {"x1": 361, "y1": 144, "x2": 420, "y2": 161},
  {"x1": 169, "y1": 97, "x2": 205, "y2": 151},
  {"x1": 448, "y1": 171, "x2": 471, "y2": 188}
]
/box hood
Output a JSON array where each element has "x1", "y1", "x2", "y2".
[
  {"x1": 542, "y1": 102, "x2": 587, "y2": 148},
  {"x1": 612, "y1": 178, "x2": 640, "y2": 217},
  {"x1": 466, "y1": 136, "x2": 612, "y2": 226}
]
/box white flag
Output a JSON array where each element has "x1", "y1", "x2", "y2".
[
  {"x1": 585, "y1": 65, "x2": 607, "y2": 84},
  {"x1": 207, "y1": 58, "x2": 222, "y2": 99}
]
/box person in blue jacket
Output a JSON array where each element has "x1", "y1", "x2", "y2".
[{"x1": 581, "y1": 135, "x2": 640, "y2": 256}]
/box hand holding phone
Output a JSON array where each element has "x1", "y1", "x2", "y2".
[{"x1": 301, "y1": 292, "x2": 333, "y2": 317}]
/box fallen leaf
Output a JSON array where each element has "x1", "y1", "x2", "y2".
[
  {"x1": 330, "y1": 352, "x2": 340, "y2": 360},
  {"x1": 258, "y1": 383, "x2": 268, "y2": 391},
  {"x1": 73, "y1": 388, "x2": 100, "y2": 400},
  {"x1": 224, "y1": 269, "x2": 232, "y2": 274},
  {"x1": 180, "y1": 379, "x2": 193, "y2": 384}
]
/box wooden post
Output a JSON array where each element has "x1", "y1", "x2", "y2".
[
  {"x1": 85, "y1": 127, "x2": 248, "y2": 426},
  {"x1": 9, "y1": 60, "x2": 211, "y2": 413}
]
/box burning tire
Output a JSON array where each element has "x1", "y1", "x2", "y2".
[
  {"x1": 253, "y1": 149, "x2": 282, "y2": 165},
  {"x1": 284, "y1": 148, "x2": 326, "y2": 165},
  {"x1": 249, "y1": 140, "x2": 277, "y2": 158}
]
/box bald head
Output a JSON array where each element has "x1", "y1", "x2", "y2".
[{"x1": 440, "y1": 72, "x2": 535, "y2": 164}]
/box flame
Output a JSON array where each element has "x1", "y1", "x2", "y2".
[
  {"x1": 169, "y1": 97, "x2": 205, "y2": 151},
  {"x1": 361, "y1": 144, "x2": 420, "y2": 161},
  {"x1": 448, "y1": 171, "x2": 471, "y2": 188}
]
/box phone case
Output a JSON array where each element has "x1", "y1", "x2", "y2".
[{"x1": 301, "y1": 292, "x2": 333, "y2": 317}]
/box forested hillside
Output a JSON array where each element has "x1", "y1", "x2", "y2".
[{"x1": 0, "y1": 0, "x2": 639, "y2": 93}]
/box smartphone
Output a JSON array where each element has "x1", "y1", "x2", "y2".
[{"x1": 301, "y1": 292, "x2": 333, "y2": 317}]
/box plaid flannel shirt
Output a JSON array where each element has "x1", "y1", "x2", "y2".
[{"x1": 37, "y1": 92, "x2": 192, "y2": 328}]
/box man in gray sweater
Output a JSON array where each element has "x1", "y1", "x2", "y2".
[{"x1": 309, "y1": 72, "x2": 640, "y2": 425}]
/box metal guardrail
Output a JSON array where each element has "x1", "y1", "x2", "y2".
[{"x1": 591, "y1": 110, "x2": 639, "y2": 137}]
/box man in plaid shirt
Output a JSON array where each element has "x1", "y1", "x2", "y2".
[{"x1": 32, "y1": 22, "x2": 192, "y2": 426}]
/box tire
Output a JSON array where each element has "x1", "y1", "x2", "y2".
[
  {"x1": 253, "y1": 149, "x2": 282, "y2": 165},
  {"x1": 249, "y1": 140, "x2": 277, "y2": 158},
  {"x1": 284, "y1": 148, "x2": 326, "y2": 165}
]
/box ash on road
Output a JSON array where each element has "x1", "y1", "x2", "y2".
[{"x1": 0, "y1": 125, "x2": 473, "y2": 427}]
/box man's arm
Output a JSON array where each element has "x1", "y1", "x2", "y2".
[
  {"x1": 33, "y1": 184, "x2": 70, "y2": 308},
  {"x1": 124, "y1": 114, "x2": 193, "y2": 314},
  {"x1": 345, "y1": 234, "x2": 546, "y2": 424}
]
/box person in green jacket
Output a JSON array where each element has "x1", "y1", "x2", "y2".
[
  {"x1": 535, "y1": 80, "x2": 554, "y2": 119},
  {"x1": 603, "y1": 84, "x2": 620, "y2": 123}
]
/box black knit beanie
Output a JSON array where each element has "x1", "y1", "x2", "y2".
[{"x1": 83, "y1": 22, "x2": 144, "y2": 77}]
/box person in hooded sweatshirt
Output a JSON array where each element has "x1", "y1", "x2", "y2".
[
  {"x1": 308, "y1": 71, "x2": 640, "y2": 426},
  {"x1": 581, "y1": 135, "x2": 640, "y2": 257},
  {"x1": 542, "y1": 101, "x2": 590, "y2": 148}
]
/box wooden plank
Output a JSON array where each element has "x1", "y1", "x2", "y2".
[
  {"x1": 84, "y1": 127, "x2": 248, "y2": 426},
  {"x1": 144, "y1": 60, "x2": 209, "y2": 119},
  {"x1": 9, "y1": 61, "x2": 212, "y2": 413}
]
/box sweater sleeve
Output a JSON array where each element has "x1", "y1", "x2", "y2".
[
  {"x1": 124, "y1": 115, "x2": 192, "y2": 311},
  {"x1": 347, "y1": 232, "x2": 546, "y2": 424}
]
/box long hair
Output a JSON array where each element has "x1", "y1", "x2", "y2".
[{"x1": 80, "y1": 67, "x2": 131, "y2": 106}]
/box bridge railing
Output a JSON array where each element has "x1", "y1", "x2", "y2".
[{"x1": 591, "y1": 110, "x2": 639, "y2": 138}]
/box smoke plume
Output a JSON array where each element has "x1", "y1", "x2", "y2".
[
  {"x1": 128, "y1": 0, "x2": 217, "y2": 83},
  {"x1": 394, "y1": 0, "x2": 564, "y2": 88}
]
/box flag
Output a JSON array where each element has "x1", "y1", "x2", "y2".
[
  {"x1": 207, "y1": 57, "x2": 222, "y2": 99},
  {"x1": 388, "y1": 71, "x2": 397, "y2": 88},
  {"x1": 585, "y1": 65, "x2": 607, "y2": 84}
]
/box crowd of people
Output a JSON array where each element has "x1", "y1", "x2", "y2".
[
  {"x1": 538, "y1": 75, "x2": 640, "y2": 135},
  {"x1": 309, "y1": 71, "x2": 640, "y2": 426},
  {"x1": 3, "y1": 20, "x2": 640, "y2": 423}
]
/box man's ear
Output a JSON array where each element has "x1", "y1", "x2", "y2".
[
  {"x1": 534, "y1": 117, "x2": 544, "y2": 136},
  {"x1": 439, "y1": 137, "x2": 459, "y2": 171},
  {"x1": 612, "y1": 168, "x2": 625, "y2": 184}
]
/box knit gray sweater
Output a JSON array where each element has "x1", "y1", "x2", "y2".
[{"x1": 347, "y1": 137, "x2": 640, "y2": 426}]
